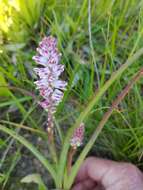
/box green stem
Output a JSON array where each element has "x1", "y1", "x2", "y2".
[
  {"x1": 57, "y1": 48, "x2": 143, "y2": 187},
  {"x1": 48, "y1": 133, "x2": 58, "y2": 165}
]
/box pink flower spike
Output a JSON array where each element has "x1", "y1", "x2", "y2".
[
  {"x1": 33, "y1": 36, "x2": 67, "y2": 131},
  {"x1": 70, "y1": 123, "x2": 85, "y2": 148}
]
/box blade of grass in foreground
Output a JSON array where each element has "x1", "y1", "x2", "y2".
[
  {"x1": 0, "y1": 125, "x2": 57, "y2": 185},
  {"x1": 65, "y1": 68, "x2": 143, "y2": 189},
  {"x1": 57, "y1": 47, "x2": 143, "y2": 188}
]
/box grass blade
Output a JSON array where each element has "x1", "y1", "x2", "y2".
[{"x1": 0, "y1": 125, "x2": 57, "y2": 184}]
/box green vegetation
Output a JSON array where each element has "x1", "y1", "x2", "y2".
[{"x1": 1, "y1": 0, "x2": 143, "y2": 189}]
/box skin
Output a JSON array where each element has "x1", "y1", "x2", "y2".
[{"x1": 72, "y1": 157, "x2": 143, "y2": 190}]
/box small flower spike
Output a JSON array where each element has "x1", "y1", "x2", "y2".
[
  {"x1": 33, "y1": 36, "x2": 67, "y2": 132},
  {"x1": 70, "y1": 123, "x2": 85, "y2": 149}
]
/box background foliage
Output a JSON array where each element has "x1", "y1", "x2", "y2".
[{"x1": 1, "y1": 0, "x2": 143, "y2": 189}]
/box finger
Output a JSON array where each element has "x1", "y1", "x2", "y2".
[
  {"x1": 75, "y1": 157, "x2": 114, "y2": 183},
  {"x1": 72, "y1": 178, "x2": 96, "y2": 190}
]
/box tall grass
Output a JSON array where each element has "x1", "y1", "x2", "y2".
[{"x1": 1, "y1": 0, "x2": 143, "y2": 189}]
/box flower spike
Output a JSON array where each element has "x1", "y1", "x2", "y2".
[
  {"x1": 70, "y1": 123, "x2": 85, "y2": 148},
  {"x1": 33, "y1": 36, "x2": 67, "y2": 131}
]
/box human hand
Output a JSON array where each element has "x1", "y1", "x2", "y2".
[{"x1": 72, "y1": 157, "x2": 143, "y2": 190}]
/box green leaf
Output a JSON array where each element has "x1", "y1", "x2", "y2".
[
  {"x1": 47, "y1": 0, "x2": 56, "y2": 9},
  {"x1": 0, "y1": 173, "x2": 5, "y2": 184},
  {"x1": 0, "y1": 139, "x2": 6, "y2": 148},
  {"x1": 4, "y1": 43, "x2": 25, "y2": 51},
  {"x1": 0, "y1": 125, "x2": 57, "y2": 185},
  {"x1": 21, "y1": 173, "x2": 47, "y2": 190},
  {"x1": 0, "y1": 74, "x2": 10, "y2": 96}
]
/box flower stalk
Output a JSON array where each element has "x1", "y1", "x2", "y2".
[
  {"x1": 67, "y1": 123, "x2": 85, "y2": 175},
  {"x1": 67, "y1": 147, "x2": 77, "y2": 175}
]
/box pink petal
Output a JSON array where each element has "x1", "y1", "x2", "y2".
[
  {"x1": 39, "y1": 100, "x2": 50, "y2": 110},
  {"x1": 52, "y1": 89, "x2": 63, "y2": 105},
  {"x1": 34, "y1": 68, "x2": 50, "y2": 78},
  {"x1": 39, "y1": 87, "x2": 53, "y2": 98},
  {"x1": 52, "y1": 80, "x2": 67, "y2": 90}
]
